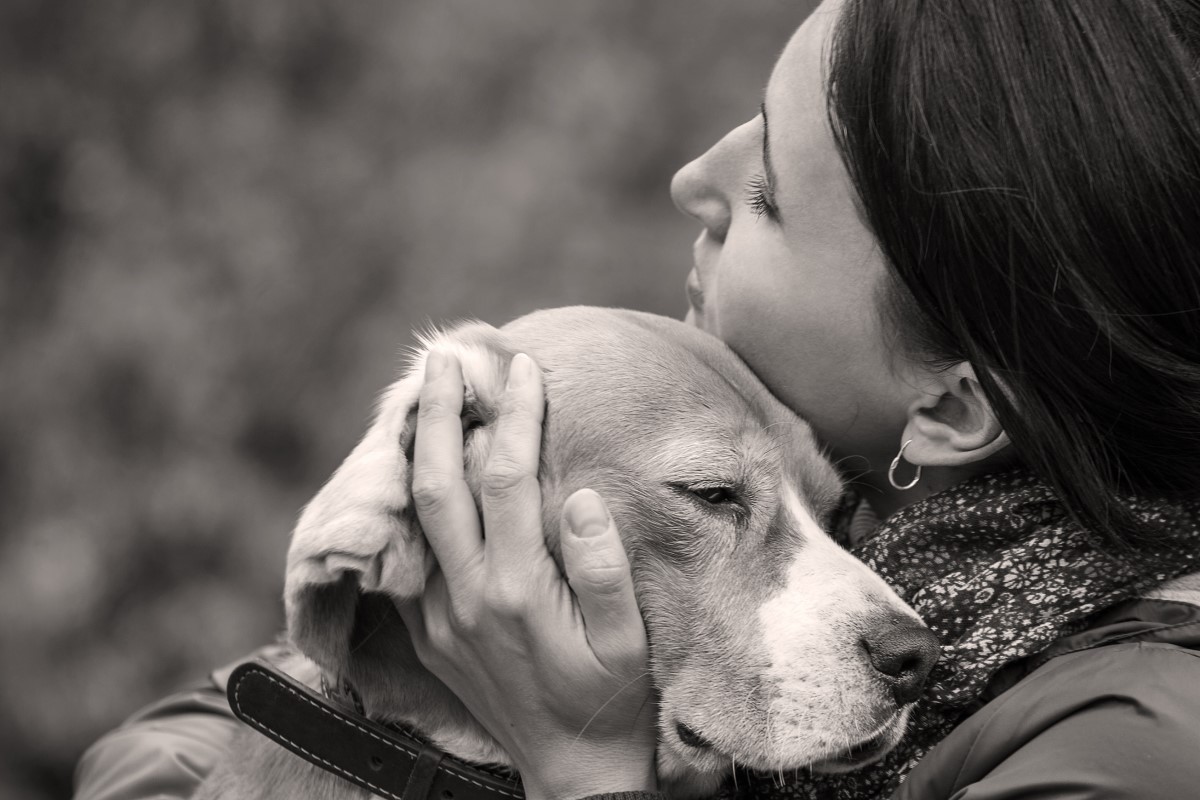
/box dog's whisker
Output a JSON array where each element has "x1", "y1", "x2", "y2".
[
  {"x1": 631, "y1": 686, "x2": 657, "y2": 725},
  {"x1": 744, "y1": 679, "x2": 771, "y2": 762},
  {"x1": 766, "y1": 703, "x2": 775, "y2": 778},
  {"x1": 567, "y1": 670, "x2": 654, "y2": 753},
  {"x1": 759, "y1": 419, "x2": 806, "y2": 438},
  {"x1": 831, "y1": 450, "x2": 872, "y2": 476},
  {"x1": 347, "y1": 610, "x2": 392, "y2": 656}
]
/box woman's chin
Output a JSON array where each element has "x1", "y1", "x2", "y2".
[{"x1": 684, "y1": 305, "x2": 712, "y2": 334}]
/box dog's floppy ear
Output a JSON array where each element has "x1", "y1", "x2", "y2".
[
  {"x1": 284, "y1": 369, "x2": 427, "y2": 677},
  {"x1": 283, "y1": 323, "x2": 516, "y2": 682}
]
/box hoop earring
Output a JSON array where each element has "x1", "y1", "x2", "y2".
[{"x1": 888, "y1": 439, "x2": 922, "y2": 491}]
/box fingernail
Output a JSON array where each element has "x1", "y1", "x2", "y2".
[
  {"x1": 506, "y1": 353, "x2": 532, "y2": 389},
  {"x1": 425, "y1": 350, "x2": 446, "y2": 380},
  {"x1": 566, "y1": 489, "x2": 609, "y2": 537}
]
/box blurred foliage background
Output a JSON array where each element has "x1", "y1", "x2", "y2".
[{"x1": 0, "y1": 1, "x2": 816, "y2": 797}]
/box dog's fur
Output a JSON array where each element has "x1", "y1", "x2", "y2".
[{"x1": 197, "y1": 307, "x2": 927, "y2": 799}]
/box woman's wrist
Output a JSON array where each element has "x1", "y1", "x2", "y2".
[
  {"x1": 518, "y1": 747, "x2": 658, "y2": 800},
  {"x1": 516, "y1": 738, "x2": 662, "y2": 800}
]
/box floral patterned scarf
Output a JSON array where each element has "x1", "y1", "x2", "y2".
[{"x1": 724, "y1": 468, "x2": 1200, "y2": 800}]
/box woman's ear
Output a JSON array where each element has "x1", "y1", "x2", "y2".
[{"x1": 900, "y1": 362, "x2": 1011, "y2": 467}]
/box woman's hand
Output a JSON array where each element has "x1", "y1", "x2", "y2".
[{"x1": 398, "y1": 349, "x2": 659, "y2": 800}]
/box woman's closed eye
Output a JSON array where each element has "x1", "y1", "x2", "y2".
[{"x1": 745, "y1": 174, "x2": 780, "y2": 221}]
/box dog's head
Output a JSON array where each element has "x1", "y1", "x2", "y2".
[{"x1": 285, "y1": 306, "x2": 937, "y2": 793}]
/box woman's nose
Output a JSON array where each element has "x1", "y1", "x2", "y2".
[{"x1": 670, "y1": 150, "x2": 733, "y2": 243}]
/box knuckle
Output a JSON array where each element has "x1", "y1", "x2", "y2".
[
  {"x1": 416, "y1": 393, "x2": 457, "y2": 421},
  {"x1": 574, "y1": 560, "x2": 630, "y2": 595},
  {"x1": 482, "y1": 582, "x2": 528, "y2": 618},
  {"x1": 500, "y1": 388, "x2": 539, "y2": 418},
  {"x1": 410, "y1": 472, "x2": 454, "y2": 510},
  {"x1": 481, "y1": 458, "x2": 534, "y2": 497},
  {"x1": 420, "y1": 624, "x2": 456, "y2": 666},
  {"x1": 447, "y1": 599, "x2": 480, "y2": 633}
]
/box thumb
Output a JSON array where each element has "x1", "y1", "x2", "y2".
[{"x1": 559, "y1": 489, "x2": 647, "y2": 671}]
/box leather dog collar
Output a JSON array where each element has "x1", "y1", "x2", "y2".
[{"x1": 227, "y1": 661, "x2": 525, "y2": 800}]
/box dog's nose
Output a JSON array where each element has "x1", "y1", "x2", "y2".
[
  {"x1": 675, "y1": 721, "x2": 713, "y2": 749},
  {"x1": 861, "y1": 619, "x2": 940, "y2": 706}
]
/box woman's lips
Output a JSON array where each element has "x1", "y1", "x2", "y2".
[
  {"x1": 688, "y1": 230, "x2": 719, "y2": 311},
  {"x1": 686, "y1": 269, "x2": 705, "y2": 309}
]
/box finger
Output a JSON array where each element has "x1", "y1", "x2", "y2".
[
  {"x1": 412, "y1": 349, "x2": 483, "y2": 584},
  {"x1": 559, "y1": 489, "x2": 648, "y2": 673},
  {"x1": 481, "y1": 353, "x2": 548, "y2": 569},
  {"x1": 395, "y1": 571, "x2": 445, "y2": 670},
  {"x1": 394, "y1": 595, "x2": 427, "y2": 651}
]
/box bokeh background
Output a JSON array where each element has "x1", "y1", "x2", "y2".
[{"x1": 0, "y1": 1, "x2": 817, "y2": 797}]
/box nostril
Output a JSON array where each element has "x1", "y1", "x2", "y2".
[
  {"x1": 675, "y1": 722, "x2": 713, "y2": 749},
  {"x1": 670, "y1": 161, "x2": 729, "y2": 240},
  {"x1": 861, "y1": 620, "x2": 941, "y2": 707}
]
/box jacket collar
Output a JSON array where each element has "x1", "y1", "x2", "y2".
[{"x1": 982, "y1": 572, "x2": 1200, "y2": 703}]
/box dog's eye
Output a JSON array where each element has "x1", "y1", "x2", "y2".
[
  {"x1": 461, "y1": 413, "x2": 486, "y2": 435},
  {"x1": 669, "y1": 482, "x2": 746, "y2": 517},
  {"x1": 691, "y1": 486, "x2": 738, "y2": 506}
]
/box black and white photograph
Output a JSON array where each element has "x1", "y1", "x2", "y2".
[{"x1": 3, "y1": 2, "x2": 1199, "y2": 799}]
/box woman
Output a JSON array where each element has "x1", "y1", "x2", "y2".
[
  {"x1": 75, "y1": 1, "x2": 1200, "y2": 798},
  {"x1": 396, "y1": 0, "x2": 1200, "y2": 798}
]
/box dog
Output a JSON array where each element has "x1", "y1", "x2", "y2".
[{"x1": 197, "y1": 306, "x2": 939, "y2": 799}]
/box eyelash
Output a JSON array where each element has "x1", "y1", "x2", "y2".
[{"x1": 745, "y1": 174, "x2": 779, "y2": 221}]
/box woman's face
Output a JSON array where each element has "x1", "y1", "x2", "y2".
[{"x1": 671, "y1": 0, "x2": 913, "y2": 469}]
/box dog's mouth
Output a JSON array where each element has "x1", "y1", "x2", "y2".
[
  {"x1": 669, "y1": 710, "x2": 906, "y2": 776},
  {"x1": 807, "y1": 712, "x2": 907, "y2": 774}
]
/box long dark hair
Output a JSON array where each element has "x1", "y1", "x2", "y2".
[{"x1": 827, "y1": 0, "x2": 1200, "y2": 544}]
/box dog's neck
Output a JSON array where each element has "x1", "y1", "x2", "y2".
[
  {"x1": 315, "y1": 663, "x2": 519, "y2": 776},
  {"x1": 224, "y1": 662, "x2": 526, "y2": 800},
  {"x1": 318, "y1": 671, "x2": 367, "y2": 716}
]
